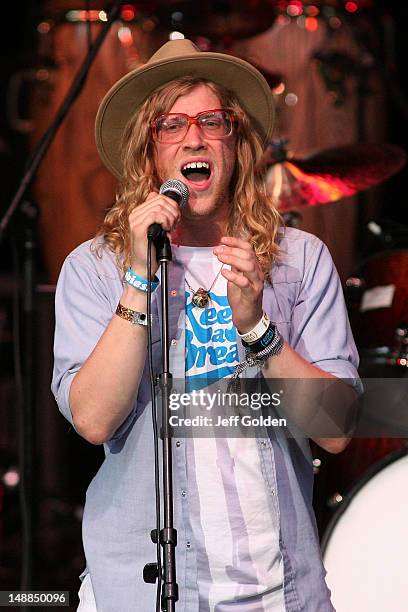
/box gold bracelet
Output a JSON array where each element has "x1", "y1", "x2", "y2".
[{"x1": 115, "y1": 303, "x2": 149, "y2": 326}]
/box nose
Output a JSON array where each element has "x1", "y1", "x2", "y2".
[{"x1": 182, "y1": 122, "x2": 206, "y2": 149}]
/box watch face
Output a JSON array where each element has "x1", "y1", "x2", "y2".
[{"x1": 133, "y1": 312, "x2": 148, "y2": 326}]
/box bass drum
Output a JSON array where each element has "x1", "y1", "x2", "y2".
[
  {"x1": 312, "y1": 249, "x2": 408, "y2": 533},
  {"x1": 322, "y1": 447, "x2": 408, "y2": 612},
  {"x1": 346, "y1": 249, "x2": 408, "y2": 365}
]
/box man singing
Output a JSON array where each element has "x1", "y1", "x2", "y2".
[{"x1": 52, "y1": 38, "x2": 359, "y2": 611}]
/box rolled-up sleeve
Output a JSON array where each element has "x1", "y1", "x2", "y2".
[
  {"x1": 290, "y1": 237, "x2": 361, "y2": 387},
  {"x1": 51, "y1": 252, "x2": 116, "y2": 427}
]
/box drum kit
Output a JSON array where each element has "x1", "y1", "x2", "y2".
[{"x1": 262, "y1": 136, "x2": 408, "y2": 609}]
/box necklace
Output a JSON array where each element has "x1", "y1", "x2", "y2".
[{"x1": 185, "y1": 265, "x2": 224, "y2": 308}]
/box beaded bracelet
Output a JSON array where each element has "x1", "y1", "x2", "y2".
[
  {"x1": 125, "y1": 267, "x2": 159, "y2": 292},
  {"x1": 232, "y1": 329, "x2": 284, "y2": 380}
]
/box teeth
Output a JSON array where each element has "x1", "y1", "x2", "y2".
[{"x1": 182, "y1": 161, "x2": 210, "y2": 171}]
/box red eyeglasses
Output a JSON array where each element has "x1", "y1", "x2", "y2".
[{"x1": 151, "y1": 109, "x2": 237, "y2": 144}]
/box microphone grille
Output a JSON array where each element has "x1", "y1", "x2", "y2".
[{"x1": 159, "y1": 179, "x2": 189, "y2": 209}]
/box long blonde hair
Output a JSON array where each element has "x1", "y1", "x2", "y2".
[{"x1": 97, "y1": 76, "x2": 282, "y2": 277}]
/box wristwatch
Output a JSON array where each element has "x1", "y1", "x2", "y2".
[{"x1": 115, "y1": 303, "x2": 149, "y2": 326}]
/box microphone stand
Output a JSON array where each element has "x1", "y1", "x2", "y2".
[
  {"x1": 0, "y1": 0, "x2": 124, "y2": 595},
  {"x1": 147, "y1": 232, "x2": 179, "y2": 611}
]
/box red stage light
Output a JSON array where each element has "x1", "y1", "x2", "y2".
[
  {"x1": 122, "y1": 4, "x2": 136, "y2": 21},
  {"x1": 305, "y1": 17, "x2": 318, "y2": 31},
  {"x1": 287, "y1": 3, "x2": 303, "y2": 17},
  {"x1": 345, "y1": 1, "x2": 358, "y2": 13}
]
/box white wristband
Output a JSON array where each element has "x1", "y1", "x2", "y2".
[{"x1": 236, "y1": 312, "x2": 270, "y2": 344}]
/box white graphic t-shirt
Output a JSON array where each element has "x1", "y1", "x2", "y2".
[
  {"x1": 182, "y1": 253, "x2": 238, "y2": 382},
  {"x1": 172, "y1": 245, "x2": 285, "y2": 612}
]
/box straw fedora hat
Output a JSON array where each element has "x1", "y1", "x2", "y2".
[{"x1": 95, "y1": 38, "x2": 275, "y2": 179}]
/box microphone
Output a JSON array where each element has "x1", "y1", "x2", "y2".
[{"x1": 147, "y1": 179, "x2": 189, "y2": 240}]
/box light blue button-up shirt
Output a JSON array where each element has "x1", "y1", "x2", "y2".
[{"x1": 52, "y1": 227, "x2": 360, "y2": 611}]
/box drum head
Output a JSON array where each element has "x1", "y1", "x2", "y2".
[
  {"x1": 346, "y1": 249, "x2": 408, "y2": 350},
  {"x1": 322, "y1": 448, "x2": 408, "y2": 611}
]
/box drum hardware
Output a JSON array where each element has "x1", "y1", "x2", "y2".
[
  {"x1": 366, "y1": 220, "x2": 407, "y2": 248},
  {"x1": 312, "y1": 457, "x2": 321, "y2": 474},
  {"x1": 0, "y1": 465, "x2": 20, "y2": 489},
  {"x1": 326, "y1": 492, "x2": 343, "y2": 509},
  {"x1": 358, "y1": 325, "x2": 408, "y2": 369},
  {"x1": 312, "y1": 425, "x2": 408, "y2": 536},
  {"x1": 345, "y1": 275, "x2": 365, "y2": 289},
  {"x1": 393, "y1": 324, "x2": 408, "y2": 365},
  {"x1": 315, "y1": 435, "x2": 408, "y2": 537},
  {"x1": 366, "y1": 219, "x2": 408, "y2": 249}
]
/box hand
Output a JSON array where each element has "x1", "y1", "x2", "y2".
[
  {"x1": 128, "y1": 192, "x2": 181, "y2": 277},
  {"x1": 213, "y1": 236, "x2": 264, "y2": 333}
]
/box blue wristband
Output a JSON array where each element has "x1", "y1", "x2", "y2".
[{"x1": 125, "y1": 267, "x2": 159, "y2": 292}]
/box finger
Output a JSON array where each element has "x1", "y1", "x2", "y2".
[
  {"x1": 214, "y1": 244, "x2": 259, "y2": 263},
  {"x1": 215, "y1": 252, "x2": 261, "y2": 277},
  {"x1": 130, "y1": 202, "x2": 181, "y2": 227},
  {"x1": 131, "y1": 207, "x2": 178, "y2": 232},
  {"x1": 133, "y1": 193, "x2": 181, "y2": 217},
  {"x1": 219, "y1": 236, "x2": 253, "y2": 251},
  {"x1": 145, "y1": 191, "x2": 159, "y2": 201},
  {"x1": 221, "y1": 268, "x2": 252, "y2": 290},
  {"x1": 131, "y1": 203, "x2": 180, "y2": 223}
]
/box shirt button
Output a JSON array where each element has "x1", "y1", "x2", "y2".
[
  {"x1": 171, "y1": 339, "x2": 178, "y2": 346},
  {"x1": 181, "y1": 490, "x2": 187, "y2": 497},
  {"x1": 186, "y1": 541, "x2": 191, "y2": 549},
  {"x1": 175, "y1": 440, "x2": 181, "y2": 448}
]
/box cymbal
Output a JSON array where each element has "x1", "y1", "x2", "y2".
[{"x1": 265, "y1": 143, "x2": 407, "y2": 211}]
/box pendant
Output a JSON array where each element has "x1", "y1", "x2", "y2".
[{"x1": 192, "y1": 287, "x2": 210, "y2": 308}]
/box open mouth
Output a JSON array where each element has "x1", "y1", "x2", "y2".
[{"x1": 181, "y1": 161, "x2": 211, "y2": 183}]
